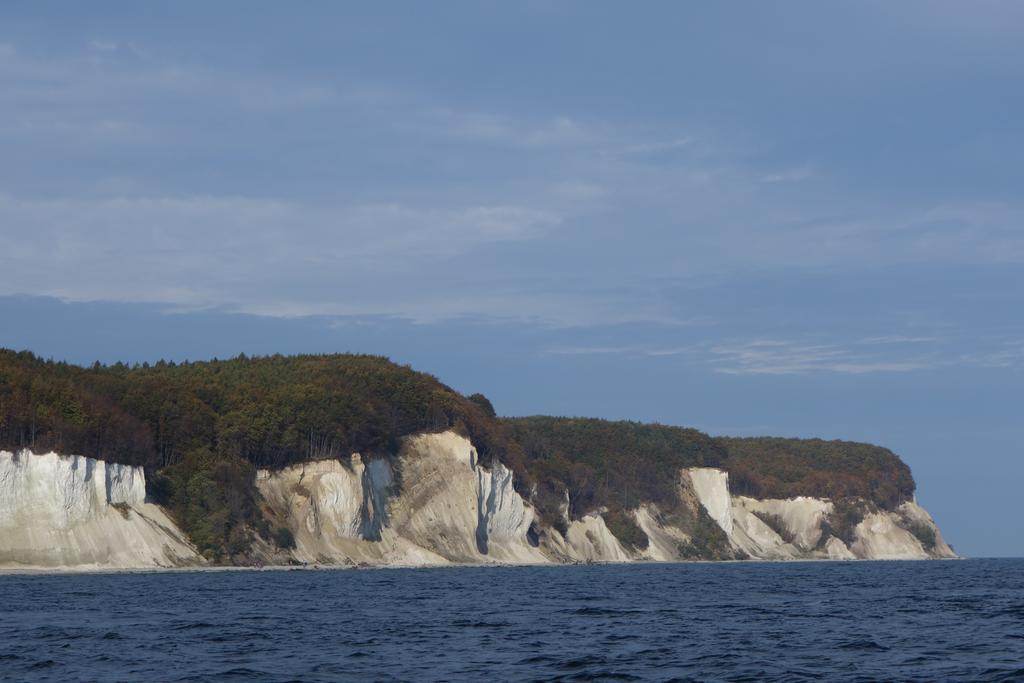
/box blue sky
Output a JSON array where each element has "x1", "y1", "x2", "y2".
[{"x1": 1, "y1": 2, "x2": 1022, "y2": 556}]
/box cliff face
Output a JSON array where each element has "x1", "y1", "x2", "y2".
[
  {"x1": 255, "y1": 432, "x2": 547, "y2": 566},
  {"x1": 0, "y1": 431, "x2": 956, "y2": 569},
  {"x1": 674, "y1": 467, "x2": 955, "y2": 561},
  {"x1": 0, "y1": 450, "x2": 199, "y2": 569},
  {"x1": 254, "y1": 431, "x2": 955, "y2": 567}
]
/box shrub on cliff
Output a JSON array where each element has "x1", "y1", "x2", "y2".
[
  {"x1": 902, "y1": 518, "x2": 937, "y2": 551},
  {"x1": 272, "y1": 526, "x2": 297, "y2": 550},
  {"x1": 160, "y1": 447, "x2": 263, "y2": 562},
  {"x1": 603, "y1": 508, "x2": 649, "y2": 551},
  {"x1": 677, "y1": 505, "x2": 736, "y2": 561},
  {"x1": 752, "y1": 511, "x2": 796, "y2": 544},
  {"x1": 817, "y1": 498, "x2": 874, "y2": 547}
]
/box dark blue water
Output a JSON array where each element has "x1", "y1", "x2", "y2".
[{"x1": 1, "y1": 559, "x2": 1022, "y2": 682}]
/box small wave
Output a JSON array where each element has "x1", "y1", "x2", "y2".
[
  {"x1": 980, "y1": 666, "x2": 1024, "y2": 682},
  {"x1": 570, "y1": 606, "x2": 639, "y2": 616},
  {"x1": 996, "y1": 604, "x2": 1024, "y2": 618},
  {"x1": 547, "y1": 670, "x2": 642, "y2": 682},
  {"x1": 837, "y1": 638, "x2": 890, "y2": 652},
  {"x1": 216, "y1": 667, "x2": 269, "y2": 678},
  {"x1": 170, "y1": 621, "x2": 218, "y2": 631},
  {"x1": 559, "y1": 654, "x2": 610, "y2": 670},
  {"x1": 450, "y1": 619, "x2": 507, "y2": 629},
  {"x1": 28, "y1": 659, "x2": 57, "y2": 670}
]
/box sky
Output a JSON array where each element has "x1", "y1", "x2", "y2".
[{"x1": 1, "y1": 1, "x2": 1022, "y2": 556}]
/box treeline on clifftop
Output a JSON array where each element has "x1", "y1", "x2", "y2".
[
  {"x1": 0, "y1": 348, "x2": 916, "y2": 559},
  {"x1": 719, "y1": 436, "x2": 915, "y2": 511},
  {"x1": 0, "y1": 349, "x2": 517, "y2": 470}
]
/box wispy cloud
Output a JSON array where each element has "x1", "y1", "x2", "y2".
[
  {"x1": 645, "y1": 345, "x2": 702, "y2": 357},
  {"x1": 960, "y1": 338, "x2": 1024, "y2": 370},
  {"x1": 87, "y1": 39, "x2": 118, "y2": 53},
  {"x1": 857, "y1": 335, "x2": 937, "y2": 345},
  {"x1": 544, "y1": 345, "x2": 636, "y2": 356},
  {"x1": 430, "y1": 109, "x2": 596, "y2": 149},
  {"x1": 601, "y1": 137, "x2": 693, "y2": 163},
  {"x1": 706, "y1": 339, "x2": 934, "y2": 375},
  {"x1": 760, "y1": 165, "x2": 813, "y2": 184},
  {"x1": 540, "y1": 335, "x2": 971, "y2": 376}
]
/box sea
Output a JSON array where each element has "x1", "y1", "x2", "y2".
[{"x1": 1, "y1": 558, "x2": 1022, "y2": 682}]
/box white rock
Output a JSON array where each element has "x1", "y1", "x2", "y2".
[
  {"x1": 851, "y1": 512, "x2": 929, "y2": 559},
  {"x1": 897, "y1": 499, "x2": 957, "y2": 558},
  {"x1": 632, "y1": 505, "x2": 686, "y2": 561},
  {"x1": 687, "y1": 468, "x2": 734, "y2": 536},
  {"x1": 563, "y1": 514, "x2": 631, "y2": 562},
  {"x1": 258, "y1": 431, "x2": 547, "y2": 566},
  {"x1": 734, "y1": 496, "x2": 832, "y2": 550},
  {"x1": 729, "y1": 504, "x2": 794, "y2": 559},
  {"x1": 0, "y1": 450, "x2": 198, "y2": 569},
  {"x1": 825, "y1": 536, "x2": 856, "y2": 560}
]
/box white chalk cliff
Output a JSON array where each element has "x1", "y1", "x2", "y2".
[
  {"x1": 679, "y1": 467, "x2": 956, "y2": 562},
  {"x1": 256, "y1": 432, "x2": 547, "y2": 566},
  {"x1": 0, "y1": 431, "x2": 956, "y2": 569},
  {"x1": 0, "y1": 450, "x2": 199, "y2": 569}
]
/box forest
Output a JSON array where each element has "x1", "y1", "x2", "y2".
[{"x1": 0, "y1": 349, "x2": 916, "y2": 559}]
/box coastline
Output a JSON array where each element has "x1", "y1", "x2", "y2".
[{"x1": 0, "y1": 554, "x2": 966, "y2": 577}]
